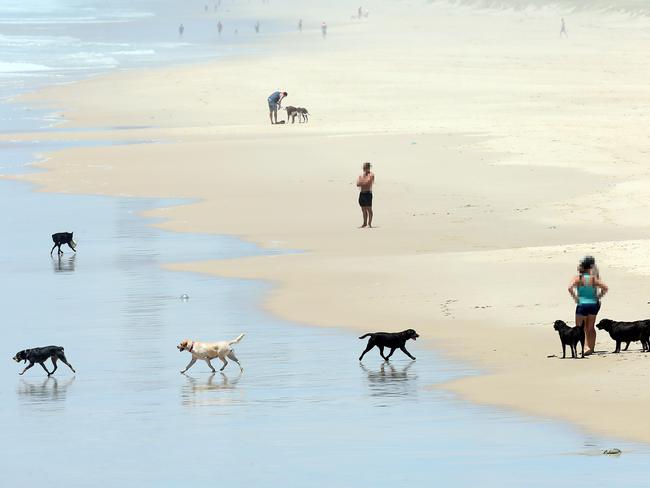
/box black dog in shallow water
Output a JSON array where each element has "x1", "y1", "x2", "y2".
[
  {"x1": 358, "y1": 329, "x2": 419, "y2": 361},
  {"x1": 50, "y1": 232, "x2": 77, "y2": 256},
  {"x1": 553, "y1": 320, "x2": 585, "y2": 359},
  {"x1": 13, "y1": 346, "x2": 76, "y2": 376}
]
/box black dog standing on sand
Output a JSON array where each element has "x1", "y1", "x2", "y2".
[
  {"x1": 596, "y1": 319, "x2": 650, "y2": 353},
  {"x1": 50, "y1": 232, "x2": 77, "y2": 255},
  {"x1": 13, "y1": 346, "x2": 76, "y2": 376},
  {"x1": 358, "y1": 329, "x2": 419, "y2": 361},
  {"x1": 553, "y1": 320, "x2": 585, "y2": 359}
]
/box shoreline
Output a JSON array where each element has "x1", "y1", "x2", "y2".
[{"x1": 8, "y1": 1, "x2": 650, "y2": 445}]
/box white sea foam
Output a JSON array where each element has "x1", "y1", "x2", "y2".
[
  {"x1": 60, "y1": 52, "x2": 120, "y2": 67},
  {"x1": 0, "y1": 61, "x2": 54, "y2": 73},
  {"x1": 110, "y1": 49, "x2": 156, "y2": 56},
  {"x1": 0, "y1": 34, "x2": 79, "y2": 48},
  {"x1": 0, "y1": 12, "x2": 153, "y2": 25}
]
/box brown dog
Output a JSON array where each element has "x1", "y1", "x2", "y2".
[{"x1": 177, "y1": 334, "x2": 244, "y2": 373}]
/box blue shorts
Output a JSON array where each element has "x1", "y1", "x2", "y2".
[
  {"x1": 268, "y1": 100, "x2": 278, "y2": 113},
  {"x1": 576, "y1": 302, "x2": 600, "y2": 316}
]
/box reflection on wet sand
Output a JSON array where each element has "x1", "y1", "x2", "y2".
[
  {"x1": 17, "y1": 376, "x2": 75, "y2": 407},
  {"x1": 360, "y1": 362, "x2": 416, "y2": 398},
  {"x1": 181, "y1": 372, "x2": 242, "y2": 408},
  {"x1": 52, "y1": 253, "x2": 76, "y2": 273}
]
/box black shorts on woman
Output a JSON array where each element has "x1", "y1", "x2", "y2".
[{"x1": 576, "y1": 302, "x2": 600, "y2": 316}]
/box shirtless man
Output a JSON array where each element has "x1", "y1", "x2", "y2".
[{"x1": 356, "y1": 162, "x2": 374, "y2": 228}]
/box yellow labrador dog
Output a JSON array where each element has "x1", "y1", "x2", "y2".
[{"x1": 177, "y1": 334, "x2": 244, "y2": 374}]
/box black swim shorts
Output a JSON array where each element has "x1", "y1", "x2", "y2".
[
  {"x1": 358, "y1": 191, "x2": 373, "y2": 207},
  {"x1": 576, "y1": 302, "x2": 601, "y2": 316}
]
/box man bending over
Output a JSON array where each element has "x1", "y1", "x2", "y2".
[{"x1": 268, "y1": 90, "x2": 287, "y2": 124}]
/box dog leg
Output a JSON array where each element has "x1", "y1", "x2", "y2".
[
  {"x1": 378, "y1": 345, "x2": 388, "y2": 361},
  {"x1": 227, "y1": 351, "x2": 243, "y2": 372},
  {"x1": 39, "y1": 362, "x2": 51, "y2": 375},
  {"x1": 217, "y1": 357, "x2": 228, "y2": 371},
  {"x1": 19, "y1": 362, "x2": 35, "y2": 375},
  {"x1": 624, "y1": 342, "x2": 630, "y2": 351},
  {"x1": 400, "y1": 345, "x2": 416, "y2": 360},
  {"x1": 571, "y1": 344, "x2": 577, "y2": 359},
  {"x1": 358, "y1": 341, "x2": 375, "y2": 361},
  {"x1": 205, "y1": 359, "x2": 217, "y2": 373},
  {"x1": 50, "y1": 244, "x2": 57, "y2": 255},
  {"x1": 581, "y1": 339, "x2": 585, "y2": 358},
  {"x1": 180, "y1": 357, "x2": 197, "y2": 374},
  {"x1": 385, "y1": 348, "x2": 396, "y2": 361},
  {"x1": 49, "y1": 357, "x2": 59, "y2": 375},
  {"x1": 615, "y1": 341, "x2": 621, "y2": 353},
  {"x1": 561, "y1": 342, "x2": 566, "y2": 359},
  {"x1": 59, "y1": 354, "x2": 76, "y2": 373},
  {"x1": 68, "y1": 242, "x2": 76, "y2": 253}
]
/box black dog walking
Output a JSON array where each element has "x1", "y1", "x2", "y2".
[
  {"x1": 50, "y1": 232, "x2": 77, "y2": 255},
  {"x1": 358, "y1": 329, "x2": 419, "y2": 361},
  {"x1": 13, "y1": 346, "x2": 76, "y2": 376}
]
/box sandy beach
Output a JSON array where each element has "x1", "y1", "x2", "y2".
[{"x1": 9, "y1": 0, "x2": 650, "y2": 443}]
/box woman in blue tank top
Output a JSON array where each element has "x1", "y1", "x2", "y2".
[{"x1": 568, "y1": 256, "x2": 608, "y2": 356}]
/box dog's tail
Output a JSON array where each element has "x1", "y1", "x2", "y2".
[
  {"x1": 358, "y1": 333, "x2": 373, "y2": 339},
  {"x1": 229, "y1": 333, "x2": 245, "y2": 345}
]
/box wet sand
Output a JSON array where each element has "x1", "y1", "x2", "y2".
[{"x1": 8, "y1": 0, "x2": 650, "y2": 444}]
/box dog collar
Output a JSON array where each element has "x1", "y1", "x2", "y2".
[{"x1": 188, "y1": 342, "x2": 194, "y2": 353}]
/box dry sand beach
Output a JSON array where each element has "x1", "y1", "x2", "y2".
[{"x1": 8, "y1": 0, "x2": 650, "y2": 443}]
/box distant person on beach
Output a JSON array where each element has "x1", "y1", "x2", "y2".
[
  {"x1": 560, "y1": 18, "x2": 568, "y2": 37},
  {"x1": 356, "y1": 162, "x2": 374, "y2": 228},
  {"x1": 218, "y1": 21, "x2": 223, "y2": 35},
  {"x1": 321, "y1": 22, "x2": 327, "y2": 38},
  {"x1": 255, "y1": 21, "x2": 260, "y2": 33},
  {"x1": 568, "y1": 255, "x2": 608, "y2": 355},
  {"x1": 267, "y1": 90, "x2": 287, "y2": 124},
  {"x1": 178, "y1": 23, "x2": 184, "y2": 36},
  {"x1": 358, "y1": 6, "x2": 363, "y2": 19},
  {"x1": 298, "y1": 18, "x2": 303, "y2": 32}
]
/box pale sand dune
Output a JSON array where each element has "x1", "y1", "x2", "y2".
[{"x1": 10, "y1": 1, "x2": 650, "y2": 441}]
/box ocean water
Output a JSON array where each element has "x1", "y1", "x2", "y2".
[
  {"x1": 2, "y1": 0, "x2": 650, "y2": 486},
  {"x1": 0, "y1": 0, "x2": 285, "y2": 105}
]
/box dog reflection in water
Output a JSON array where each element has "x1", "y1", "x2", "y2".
[
  {"x1": 52, "y1": 253, "x2": 76, "y2": 273},
  {"x1": 17, "y1": 376, "x2": 76, "y2": 404},
  {"x1": 359, "y1": 362, "x2": 415, "y2": 397},
  {"x1": 181, "y1": 372, "x2": 242, "y2": 407}
]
